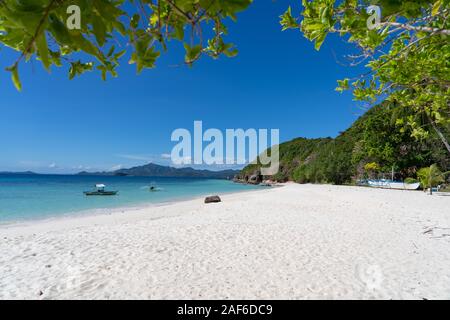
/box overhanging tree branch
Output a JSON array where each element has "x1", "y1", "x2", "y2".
[
  {"x1": 10, "y1": 0, "x2": 60, "y2": 68},
  {"x1": 378, "y1": 21, "x2": 450, "y2": 35}
]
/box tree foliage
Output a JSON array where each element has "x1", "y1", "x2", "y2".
[
  {"x1": 238, "y1": 103, "x2": 449, "y2": 184},
  {"x1": 364, "y1": 161, "x2": 379, "y2": 172},
  {"x1": 280, "y1": 0, "x2": 450, "y2": 154},
  {"x1": 0, "y1": 0, "x2": 252, "y2": 89}
]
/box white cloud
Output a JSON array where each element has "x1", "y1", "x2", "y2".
[
  {"x1": 72, "y1": 165, "x2": 92, "y2": 171},
  {"x1": 115, "y1": 154, "x2": 153, "y2": 161},
  {"x1": 110, "y1": 164, "x2": 123, "y2": 171},
  {"x1": 161, "y1": 153, "x2": 171, "y2": 159},
  {"x1": 48, "y1": 163, "x2": 57, "y2": 169}
]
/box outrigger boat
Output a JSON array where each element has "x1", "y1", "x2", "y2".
[
  {"x1": 358, "y1": 179, "x2": 420, "y2": 190},
  {"x1": 83, "y1": 184, "x2": 118, "y2": 196},
  {"x1": 358, "y1": 166, "x2": 420, "y2": 190}
]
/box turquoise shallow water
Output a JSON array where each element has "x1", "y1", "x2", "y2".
[{"x1": 0, "y1": 174, "x2": 261, "y2": 223}]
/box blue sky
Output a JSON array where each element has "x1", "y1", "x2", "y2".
[{"x1": 0, "y1": 1, "x2": 368, "y2": 173}]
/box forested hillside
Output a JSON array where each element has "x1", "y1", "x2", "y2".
[{"x1": 238, "y1": 104, "x2": 449, "y2": 184}]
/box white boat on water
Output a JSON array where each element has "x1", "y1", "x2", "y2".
[{"x1": 365, "y1": 179, "x2": 420, "y2": 190}]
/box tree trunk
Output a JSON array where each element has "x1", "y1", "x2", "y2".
[{"x1": 428, "y1": 116, "x2": 450, "y2": 155}]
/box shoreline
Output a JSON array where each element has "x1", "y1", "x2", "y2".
[
  {"x1": 0, "y1": 184, "x2": 272, "y2": 236},
  {"x1": 0, "y1": 175, "x2": 262, "y2": 227},
  {"x1": 1, "y1": 183, "x2": 449, "y2": 299}
]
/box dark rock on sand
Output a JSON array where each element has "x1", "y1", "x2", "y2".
[{"x1": 204, "y1": 195, "x2": 221, "y2": 203}]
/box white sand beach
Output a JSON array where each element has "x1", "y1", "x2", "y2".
[{"x1": 1, "y1": 183, "x2": 449, "y2": 300}]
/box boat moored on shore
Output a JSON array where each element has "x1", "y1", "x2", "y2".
[{"x1": 358, "y1": 179, "x2": 420, "y2": 190}]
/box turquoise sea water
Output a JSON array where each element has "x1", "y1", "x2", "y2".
[{"x1": 0, "y1": 174, "x2": 261, "y2": 223}]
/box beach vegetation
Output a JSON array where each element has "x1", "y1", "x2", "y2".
[
  {"x1": 417, "y1": 164, "x2": 445, "y2": 194},
  {"x1": 364, "y1": 162, "x2": 380, "y2": 172},
  {"x1": 364, "y1": 162, "x2": 380, "y2": 177}
]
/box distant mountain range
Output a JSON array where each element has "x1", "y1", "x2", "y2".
[
  {"x1": 77, "y1": 163, "x2": 239, "y2": 179},
  {"x1": 0, "y1": 171, "x2": 38, "y2": 175}
]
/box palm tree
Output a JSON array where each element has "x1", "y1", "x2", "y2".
[{"x1": 417, "y1": 164, "x2": 445, "y2": 195}]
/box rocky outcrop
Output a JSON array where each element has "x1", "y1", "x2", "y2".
[
  {"x1": 233, "y1": 170, "x2": 262, "y2": 185},
  {"x1": 204, "y1": 195, "x2": 221, "y2": 203},
  {"x1": 248, "y1": 174, "x2": 261, "y2": 184}
]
